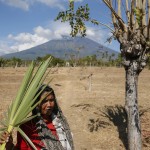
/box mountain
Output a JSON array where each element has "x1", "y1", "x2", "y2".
[{"x1": 2, "y1": 37, "x2": 119, "y2": 60}]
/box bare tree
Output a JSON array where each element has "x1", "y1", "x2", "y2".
[{"x1": 56, "y1": 1, "x2": 150, "y2": 150}]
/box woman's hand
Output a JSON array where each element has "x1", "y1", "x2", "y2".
[
  {"x1": 0, "y1": 131, "x2": 11, "y2": 143},
  {"x1": 0, "y1": 131, "x2": 14, "y2": 150}
]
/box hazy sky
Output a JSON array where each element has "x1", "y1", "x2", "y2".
[{"x1": 0, "y1": 0, "x2": 120, "y2": 56}]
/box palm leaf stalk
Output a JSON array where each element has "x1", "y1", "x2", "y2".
[{"x1": 0, "y1": 57, "x2": 52, "y2": 150}]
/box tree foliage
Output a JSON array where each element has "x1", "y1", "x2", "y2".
[
  {"x1": 36, "y1": 54, "x2": 65, "y2": 67},
  {"x1": 55, "y1": 1, "x2": 98, "y2": 37}
]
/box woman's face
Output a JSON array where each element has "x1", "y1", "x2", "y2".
[{"x1": 39, "y1": 91, "x2": 55, "y2": 116}]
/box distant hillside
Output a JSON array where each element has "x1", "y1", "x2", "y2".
[{"x1": 2, "y1": 37, "x2": 119, "y2": 60}]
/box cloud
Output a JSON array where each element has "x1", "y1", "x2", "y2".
[
  {"x1": 0, "y1": 0, "x2": 84, "y2": 11},
  {"x1": 0, "y1": 0, "x2": 30, "y2": 10},
  {"x1": 34, "y1": 0, "x2": 84, "y2": 10},
  {"x1": 0, "y1": 41, "x2": 17, "y2": 55},
  {"x1": 0, "y1": 0, "x2": 66, "y2": 10},
  {"x1": 85, "y1": 26, "x2": 120, "y2": 51},
  {"x1": 4, "y1": 22, "x2": 71, "y2": 53},
  {"x1": 8, "y1": 30, "x2": 50, "y2": 52},
  {"x1": 86, "y1": 26, "x2": 112, "y2": 44},
  {"x1": 36, "y1": 0, "x2": 66, "y2": 10},
  {"x1": 33, "y1": 26, "x2": 52, "y2": 39},
  {"x1": 74, "y1": 0, "x2": 84, "y2": 2}
]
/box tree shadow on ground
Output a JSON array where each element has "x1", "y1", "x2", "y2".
[
  {"x1": 86, "y1": 105, "x2": 128, "y2": 148},
  {"x1": 71, "y1": 103, "x2": 150, "y2": 149},
  {"x1": 88, "y1": 105, "x2": 150, "y2": 150},
  {"x1": 100, "y1": 105, "x2": 128, "y2": 149}
]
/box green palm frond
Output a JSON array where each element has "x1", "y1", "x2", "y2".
[{"x1": 0, "y1": 57, "x2": 52, "y2": 150}]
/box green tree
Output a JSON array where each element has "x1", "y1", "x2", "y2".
[
  {"x1": 56, "y1": 1, "x2": 150, "y2": 149},
  {"x1": 10, "y1": 57, "x2": 22, "y2": 68},
  {"x1": 36, "y1": 54, "x2": 65, "y2": 67},
  {"x1": 36, "y1": 57, "x2": 43, "y2": 65},
  {"x1": 0, "y1": 57, "x2": 6, "y2": 68},
  {"x1": 115, "y1": 53, "x2": 123, "y2": 67}
]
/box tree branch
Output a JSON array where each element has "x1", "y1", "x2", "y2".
[
  {"x1": 126, "y1": 0, "x2": 130, "y2": 28},
  {"x1": 102, "y1": 0, "x2": 127, "y2": 32},
  {"x1": 148, "y1": 0, "x2": 150, "y2": 40},
  {"x1": 117, "y1": 0, "x2": 121, "y2": 18},
  {"x1": 91, "y1": 20, "x2": 114, "y2": 32},
  {"x1": 109, "y1": 1, "x2": 117, "y2": 30},
  {"x1": 131, "y1": 0, "x2": 135, "y2": 31},
  {"x1": 142, "y1": 0, "x2": 147, "y2": 38}
]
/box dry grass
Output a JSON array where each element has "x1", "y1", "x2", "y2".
[{"x1": 0, "y1": 67, "x2": 150, "y2": 150}]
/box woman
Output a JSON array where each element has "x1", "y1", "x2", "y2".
[{"x1": 0, "y1": 85, "x2": 74, "y2": 150}]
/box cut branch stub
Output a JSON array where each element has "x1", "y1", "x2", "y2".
[{"x1": 120, "y1": 42, "x2": 143, "y2": 59}]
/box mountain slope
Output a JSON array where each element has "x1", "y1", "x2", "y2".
[{"x1": 2, "y1": 37, "x2": 119, "y2": 60}]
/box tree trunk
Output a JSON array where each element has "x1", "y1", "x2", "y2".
[{"x1": 125, "y1": 61, "x2": 142, "y2": 150}]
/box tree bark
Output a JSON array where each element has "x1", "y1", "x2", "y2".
[{"x1": 125, "y1": 61, "x2": 142, "y2": 150}]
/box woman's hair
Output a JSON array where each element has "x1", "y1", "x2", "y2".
[
  {"x1": 36, "y1": 85, "x2": 56, "y2": 102},
  {"x1": 32, "y1": 85, "x2": 58, "y2": 115}
]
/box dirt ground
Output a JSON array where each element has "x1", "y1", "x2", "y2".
[{"x1": 0, "y1": 66, "x2": 150, "y2": 150}]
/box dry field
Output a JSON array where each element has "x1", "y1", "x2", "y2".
[{"x1": 0, "y1": 67, "x2": 150, "y2": 150}]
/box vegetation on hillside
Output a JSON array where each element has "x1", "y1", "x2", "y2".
[
  {"x1": 1, "y1": 52, "x2": 150, "y2": 70},
  {"x1": 0, "y1": 53, "x2": 122, "y2": 68}
]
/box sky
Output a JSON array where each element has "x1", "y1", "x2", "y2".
[{"x1": 0, "y1": 0, "x2": 120, "y2": 56}]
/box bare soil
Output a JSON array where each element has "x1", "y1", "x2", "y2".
[{"x1": 0, "y1": 67, "x2": 150, "y2": 150}]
